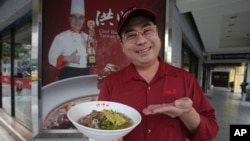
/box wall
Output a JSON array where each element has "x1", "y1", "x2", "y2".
[
  {"x1": 171, "y1": 4, "x2": 204, "y2": 84},
  {"x1": 247, "y1": 61, "x2": 250, "y2": 83}
]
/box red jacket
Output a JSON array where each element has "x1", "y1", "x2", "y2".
[{"x1": 98, "y1": 59, "x2": 218, "y2": 141}]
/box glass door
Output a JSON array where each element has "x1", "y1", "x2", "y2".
[
  {"x1": 1, "y1": 32, "x2": 12, "y2": 115},
  {"x1": 181, "y1": 42, "x2": 198, "y2": 78},
  {"x1": 14, "y1": 20, "x2": 32, "y2": 129},
  {"x1": 0, "y1": 17, "x2": 32, "y2": 130}
]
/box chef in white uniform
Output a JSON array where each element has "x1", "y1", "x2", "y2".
[{"x1": 48, "y1": 0, "x2": 89, "y2": 80}]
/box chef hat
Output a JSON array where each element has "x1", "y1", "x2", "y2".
[{"x1": 70, "y1": 0, "x2": 85, "y2": 15}]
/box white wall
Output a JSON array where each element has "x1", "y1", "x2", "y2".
[
  {"x1": 170, "y1": 4, "x2": 204, "y2": 84},
  {"x1": 171, "y1": 15, "x2": 182, "y2": 68}
]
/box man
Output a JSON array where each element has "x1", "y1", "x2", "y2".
[
  {"x1": 48, "y1": 0, "x2": 89, "y2": 80},
  {"x1": 240, "y1": 79, "x2": 248, "y2": 100},
  {"x1": 98, "y1": 7, "x2": 218, "y2": 141}
]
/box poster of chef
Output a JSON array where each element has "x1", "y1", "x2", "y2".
[{"x1": 41, "y1": 0, "x2": 165, "y2": 130}]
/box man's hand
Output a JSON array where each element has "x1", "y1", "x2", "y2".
[
  {"x1": 64, "y1": 50, "x2": 80, "y2": 64},
  {"x1": 142, "y1": 97, "x2": 200, "y2": 133},
  {"x1": 142, "y1": 97, "x2": 193, "y2": 118}
]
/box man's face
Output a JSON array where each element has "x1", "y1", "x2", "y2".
[
  {"x1": 120, "y1": 16, "x2": 161, "y2": 68},
  {"x1": 69, "y1": 14, "x2": 85, "y2": 32}
]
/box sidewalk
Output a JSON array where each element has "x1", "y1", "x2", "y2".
[{"x1": 207, "y1": 87, "x2": 250, "y2": 141}]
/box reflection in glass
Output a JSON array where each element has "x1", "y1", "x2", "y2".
[
  {"x1": 14, "y1": 20, "x2": 32, "y2": 129},
  {"x1": 1, "y1": 32, "x2": 12, "y2": 115}
]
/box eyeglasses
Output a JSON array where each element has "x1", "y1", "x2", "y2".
[{"x1": 122, "y1": 25, "x2": 157, "y2": 44}]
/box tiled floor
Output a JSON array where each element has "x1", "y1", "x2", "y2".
[{"x1": 0, "y1": 87, "x2": 250, "y2": 141}]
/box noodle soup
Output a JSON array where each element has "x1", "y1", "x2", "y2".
[{"x1": 78, "y1": 109, "x2": 133, "y2": 130}]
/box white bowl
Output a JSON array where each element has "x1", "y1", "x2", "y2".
[{"x1": 67, "y1": 101, "x2": 142, "y2": 141}]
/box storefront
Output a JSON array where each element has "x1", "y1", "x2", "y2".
[{"x1": 0, "y1": 12, "x2": 33, "y2": 130}]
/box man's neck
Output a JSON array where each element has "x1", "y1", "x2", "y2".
[{"x1": 136, "y1": 59, "x2": 160, "y2": 83}]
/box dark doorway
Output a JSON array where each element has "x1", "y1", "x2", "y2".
[{"x1": 211, "y1": 72, "x2": 229, "y2": 87}]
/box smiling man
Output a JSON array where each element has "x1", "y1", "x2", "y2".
[
  {"x1": 48, "y1": 0, "x2": 89, "y2": 80},
  {"x1": 98, "y1": 7, "x2": 219, "y2": 141}
]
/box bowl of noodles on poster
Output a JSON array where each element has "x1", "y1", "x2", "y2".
[
  {"x1": 42, "y1": 75, "x2": 99, "y2": 129},
  {"x1": 67, "y1": 101, "x2": 142, "y2": 141}
]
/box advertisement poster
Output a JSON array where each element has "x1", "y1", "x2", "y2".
[{"x1": 42, "y1": 0, "x2": 165, "y2": 130}]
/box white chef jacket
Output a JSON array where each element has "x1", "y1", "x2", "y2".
[{"x1": 48, "y1": 30, "x2": 88, "y2": 69}]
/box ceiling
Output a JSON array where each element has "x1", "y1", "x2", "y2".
[
  {"x1": 0, "y1": 0, "x2": 250, "y2": 57},
  {"x1": 0, "y1": 0, "x2": 31, "y2": 31},
  {"x1": 176, "y1": 0, "x2": 250, "y2": 56}
]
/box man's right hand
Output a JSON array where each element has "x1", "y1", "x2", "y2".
[{"x1": 64, "y1": 50, "x2": 80, "y2": 64}]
